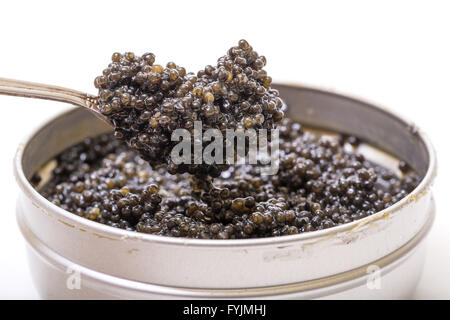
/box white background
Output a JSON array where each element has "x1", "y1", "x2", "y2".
[{"x1": 0, "y1": 0, "x2": 448, "y2": 299}]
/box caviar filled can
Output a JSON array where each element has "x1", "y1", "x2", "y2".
[{"x1": 14, "y1": 83, "x2": 437, "y2": 299}]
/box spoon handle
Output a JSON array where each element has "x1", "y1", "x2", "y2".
[
  {"x1": 0, "y1": 77, "x2": 98, "y2": 109},
  {"x1": 0, "y1": 77, "x2": 109, "y2": 124}
]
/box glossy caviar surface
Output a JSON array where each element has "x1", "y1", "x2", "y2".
[
  {"x1": 38, "y1": 118, "x2": 421, "y2": 239},
  {"x1": 94, "y1": 40, "x2": 284, "y2": 177}
]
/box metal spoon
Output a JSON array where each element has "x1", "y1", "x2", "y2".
[{"x1": 0, "y1": 77, "x2": 112, "y2": 126}]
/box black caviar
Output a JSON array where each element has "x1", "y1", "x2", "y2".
[
  {"x1": 94, "y1": 40, "x2": 284, "y2": 177},
  {"x1": 39, "y1": 118, "x2": 420, "y2": 239},
  {"x1": 39, "y1": 40, "x2": 421, "y2": 239}
]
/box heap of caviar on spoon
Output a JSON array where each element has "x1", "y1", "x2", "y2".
[{"x1": 93, "y1": 39, "x2": 285, "y2": 178}]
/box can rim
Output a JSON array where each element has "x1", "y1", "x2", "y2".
[{"x1": 13, "y1": 83, "x2": 438, "y2": 248}]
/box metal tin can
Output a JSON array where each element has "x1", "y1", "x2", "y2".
[{"x1": 14, "y1": 84, "x2": 437, "y2": 299}]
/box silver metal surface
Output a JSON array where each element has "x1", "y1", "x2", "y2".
[
  {"x1": 17, "y1": 198, "x2": 435, "y2": 299},
  {"x1": 0, "y1": 77, "x2": 110, "y2": 126},
  {"x1": 13, "y1": 83, "x2": 437, "y2": 299}
]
